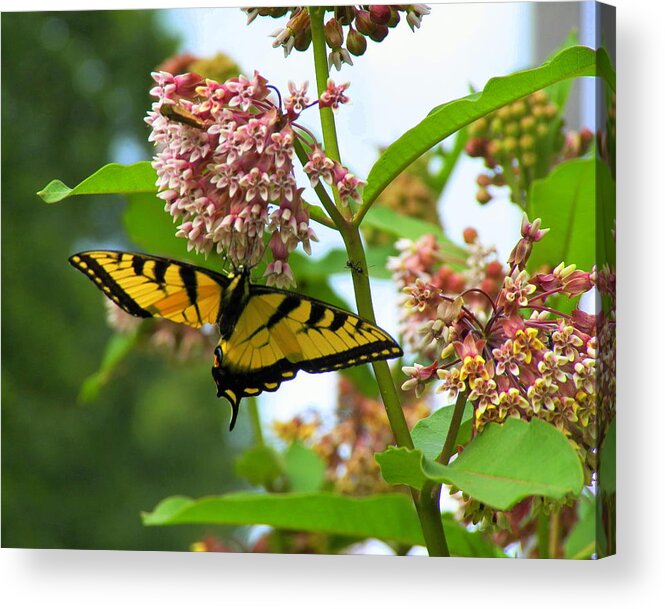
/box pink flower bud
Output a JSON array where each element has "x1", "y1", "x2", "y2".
[
  {"x1": 368, "y1": 24, "x2": 389, "y2": 42},
  {"x1": 324, "y1": 18, "x2": 344, "y2": 48},
  {"x1": 355, "y1": 9, "x2": 377, "y2": 36},
  {"x1": 369, "y1": 5, "x2": 392, "y2": 25},
  {"x1": 346, "y1": 29, "x2": 368, "y2": 56}
]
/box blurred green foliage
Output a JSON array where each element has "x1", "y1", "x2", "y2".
[{"x1": 2, "y1": 11, "x2": 248, "y2": 550}]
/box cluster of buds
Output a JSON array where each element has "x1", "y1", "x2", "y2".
[
  {"x1": 461, "y1": 494, "x2": 579, "y2": 556},
  {"x1": 146, "y1": 71, "x2": 363, "y2": 287},
  {"x1": 245, "y1": 5, "x2": 431, "y2": 69},
  {"x1": 465, "y1": 90, "x2": 593, "y2": 207},
  {"x1": 388, "y1": 229, "x2": 504, "y2": 358},
  {"x1": 398, "y1": 216, "x2": 603, "y2": 485},
  {"x1": 105, "y1": 300, "x2": 215, "y2": 362},
  {"x1": 273, "y1": 377, "x2": 429, "y2": 496}
]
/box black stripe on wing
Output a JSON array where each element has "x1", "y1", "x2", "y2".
[{"x1": 70, "y1": 251, "x2": 153, "y2": 318}]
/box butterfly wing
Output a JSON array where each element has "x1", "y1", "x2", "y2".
[
  {"x1": 213, "y1": 285, "x2": 403, "y2": 428},
  {"x1": 69, "y1": 251, "x2": 229, "y2": 328}
]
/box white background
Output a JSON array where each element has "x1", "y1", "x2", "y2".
[{"x1": 1, "y1": 0, "x2": 663, "y2": 607}]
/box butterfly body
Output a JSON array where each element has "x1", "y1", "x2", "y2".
[{"x1": 69, "y1": 251, "x2": 403, "y2": 430}]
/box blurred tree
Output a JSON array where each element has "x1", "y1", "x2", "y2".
[{"x1": 2, "y1": 11, "x2": 247, "y2": 550}]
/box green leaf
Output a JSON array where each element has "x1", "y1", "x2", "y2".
[
  {"x1": 38, "y1": 161, "x2": 156, "y2": 203},
  {"x1": 362, "y1": 206, "x2": 466, "y2": 270},
  {"x1": 283, "y1": 442, "x2": 326, "y2": 492},
  {"x1": 378, "y1": 419, "x2": 584, "y2": 510},
  {"x1": 363, "y1": 205, "x2": 445, "y2": 242},
  {"x1": 234, "y1": 445, "x2": 283, "y2": 488},
  {"x1": 78, "y1": 329, "x2": 140, "y2": 402},
  {"x1": 599, "y1": 418, "x2": 616, "y2": 494},
  {"x1": 434, "y1": 419, "x2": 584, "y2": 509},
  {"x1": 597, "y1": 47, "x2": 616, "y2": 93},
  {"x1": 527, "y1": 158, "x2": 596, "y2": 272},
  {"x1": 543, "y1": 30, "x2": 580, "y2": 112},
  {"x1": 564, "y1": 493, "x2": 596, "y2": 559},
  {"x1": 411, "y1": 402, "x2": 473, "y2": 461},
  {"x1": 143, "y1": 492, "x2": 425, "y2": 546},
  {"x1": 375, "y1": 447, "x2": 430, "y2": 490},
  {"x1": 143, "y1": 491, "x2": 506, "y2": 557},
  {"x1": 364, "y1": 46, "x2": 597, "y2": 206}
]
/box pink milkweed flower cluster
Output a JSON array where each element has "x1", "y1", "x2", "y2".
[
  {"x1": 146, "y1": 71, "x2": 363, "y2": 288},
  {"x1": 397, "y1": 216, "x2": 608, "y2": 481}
]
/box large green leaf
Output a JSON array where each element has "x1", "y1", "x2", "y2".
[
  {"x1": 377, "y1": 418, "x2": 584, "y2": 510},
  {"x1": 143, "y1": 492, "x2": 424, "y2": 545},
  {"x1": 527, "y1": 158, "x2": 596, "y2": 272},
  {"x1": 411, "y1": 402, "x2": 473, "y2": 461},
  {"x1": 363, "y1": 46, "x2": 597, "y2": 207},
  {"x1": 38, "y1": 160, "x2": 334, "y2": 227},
  {"x1": 142, "y1": 491, "x2": 505, "y2": 556},
  {"x1": 37, "y1": 161, "x2": 156, "y2": 203}
]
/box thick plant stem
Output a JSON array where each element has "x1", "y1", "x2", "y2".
[
  {"x1": 417, "y1": 482, "x2": 450, "y2": 557},
  {"x1": 307, "y1": 7, "x2": 448, "y2": 556},
  {"x1": 246, "y1": 397, "x2": 264, "y2": 447},
  {"x1": 309, "y1": 8, "x2": 342, "y2": 169},
  {"x1": 340, "y1": 222, "x2": 414, "y2": 449},
  {"x1": 537, "y1": 511, "x2": 550, "y2": 558},
  {"x1": 548, "y1": 509, "x2": 561, "y2": 559}
]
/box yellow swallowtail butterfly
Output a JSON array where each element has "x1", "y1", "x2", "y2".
[{"x1": 69, "y1": 251, "x2": 403, "y2": 430}]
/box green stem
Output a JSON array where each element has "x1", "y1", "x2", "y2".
[
  {"x1": 308, "y1": 6, "x2": 448, "y2": 558},
  {"x1": 309, "y1": 7, "x2": 345, "y2": 212},
  {"x1": 246, "y1": 397, "x2": 264, "y2": 447},
  {"x1": 339, "y1": 223, "x2": 414, "y2": 450},
  {"x1": 548, "y1": 509, "x2": 560, "y2": 559},
  {"x1": 417, "y1": 482, "x2": 450, "y2": 557},
  {"x1": 418, "y1": 390, "x2": 469, "y2": 558},
  {"x1": 537, "y1": 510, "x2": 550, "y2": 558},
  {"x1": 437, "y1": 391, "x2": 468, "y2": 464}
]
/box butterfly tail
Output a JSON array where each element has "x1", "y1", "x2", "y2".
[{"x1": 227, "y1": 398, "x2": 240, "y2": 431}]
